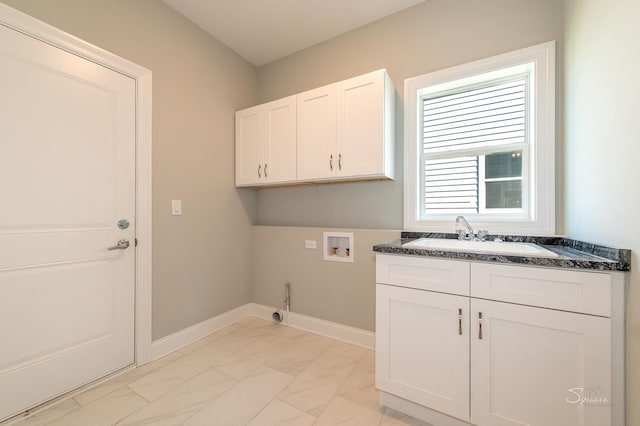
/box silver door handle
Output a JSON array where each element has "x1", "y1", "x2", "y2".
[{"x1": 108, "y1": 239, "x2": 130, "y2": 250}]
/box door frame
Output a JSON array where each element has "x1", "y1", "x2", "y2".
[{"x1": 0, "y1": 4, "x2": 153, "y2": 365}]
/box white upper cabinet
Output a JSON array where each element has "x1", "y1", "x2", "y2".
[
  {"x1": 236, "y1": 95, "x2": 296, "y2": 186},
  {"x1": 297, "y1": 69, "x2": 395, "y2": 182},
  {"x1": 236, "y1": 69, "x2": 395, "y2": 187}
]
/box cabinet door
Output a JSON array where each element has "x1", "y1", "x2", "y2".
[
  {"x1": 376, "y1": 284, "x2": 470, "y2": 421},
  {"x1": 336, "y1": 70, "x2": 387, "y2": 178},
  {"x1": 263, "y1": 96, "x2": 296, "y2": 184},
  {"x1": 235, "y1": 107, "x2": 261, "y2": 186},
  {"x1": 297, "y1": 84, "x2": 336, "y2": 180},
  {"x1": 470, "y1": 299, "x2": 611, "y2": 426}
]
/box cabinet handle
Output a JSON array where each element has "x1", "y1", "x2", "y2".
[
  {"x1": 258, "y1": 164, "x2": 262, "y2": 178},
  {"x1": 458, "y1": 308, "x2": 462, "y2": 335},
  {"x1": 478, "y1": 312, "x2": 483, "y2": 340},
  {"x1": 330, "y1": 154, "x2": 333, "y2": 171},
  {"x1": 338, "y1": 153, "x2": 342, "y2": 171},
  {"x1": 264, "y1": 163, "x2": 268, "y2": 177}
]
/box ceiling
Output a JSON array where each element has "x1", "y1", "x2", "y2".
[{"x1": 162, "y1": 0, "x2": 427, "y2": 67}]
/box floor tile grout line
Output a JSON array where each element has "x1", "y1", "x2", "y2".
[
  {"x1": 122, "y1": 337, "x2": 240, "y2": 405},
  {"x1": 183, "y1": 364, "x2": 296, "y2": 426},
  {"x1": 243, "y1": 373, "x2": 297, "y2": 426},
  {"x1": 118, "y1": 367, "x2": 239, "y2": 425},
  {"x1": 277, "y1": 344, "x2": 362, "y2": 422},
  {"x1": 312, "y1": 392, "x2": 337, "y2": 425},
  {"x1": 125, "y1": 383, "x2": 154, "y2": 404},
  {"x1": 70, "y1": 352, "x2": 187, "y2": 408}
]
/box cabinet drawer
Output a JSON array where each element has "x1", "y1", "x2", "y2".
[
  {"x1": 471, "y1": 263, "x2": 612, "y2": 316},
  {"x1": 376, "y1": 254, "x2": 470, "y2": 296}
]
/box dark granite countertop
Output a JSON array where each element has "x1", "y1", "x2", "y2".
[{"x1": 373, "y1": 232, "x2": 631, "y2": 272}]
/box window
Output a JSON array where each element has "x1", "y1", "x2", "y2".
[{"x1": 404, "y1": 42, "x2": 555, "y2": 235}]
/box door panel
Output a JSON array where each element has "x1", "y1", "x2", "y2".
[
  {"x1": 376, "y1": 284, "x2": 470, "y2": 421},
  {"x1": 0, "y1": 23, "x2": 135, "y2": 421},
  {"x1": 471, "y1": 299, "x2": 611, "y2": 426},
  {"x1": 337, "y1": 72, "x2": 384, "y2": 177},
  {"x1": 297, "y1": 85, "x2": 336, "y2": 180},
  {"x1": 1, "y1": 261, "x2": 116, "y2": 371},
  {"x1": 263, "y1": 95, "x2": 296, "y2": 184},
  {"x1": 235, "y1": 108, "x2": 261, "y2": 185}
]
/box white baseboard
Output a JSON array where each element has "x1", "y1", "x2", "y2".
[
  {"x1": 150, "y1": 304, "x2": 251, "y2": 360},
  {"x1": 248, "y1": 303, "x2": 375, "y2": 349},
  {"x1": 151, "y1": 303, "x2": 375, "y2": 361}
]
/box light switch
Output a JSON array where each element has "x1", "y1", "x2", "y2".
[
  {"x1": 171, "y1": 200, "x2": 182, "y2": 215},
  {"x1": 305, "y1": 240, "x2": 317, "y2": 249}
]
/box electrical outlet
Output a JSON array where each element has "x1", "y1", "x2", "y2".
[{"x1": 304, "y1": 240, "x2": 317, "y2": 249}]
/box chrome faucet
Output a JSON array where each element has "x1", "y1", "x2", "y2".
[{"x1": 455, "y1": 216, "x2": 474, "y2": 241}]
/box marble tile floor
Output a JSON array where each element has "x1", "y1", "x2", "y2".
[{"x1": 8, "y1": 317, "x2": 433, "y2": 426}]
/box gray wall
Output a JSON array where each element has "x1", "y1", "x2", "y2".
[
  {"x1": 256, "y1": 0, "x2": 565, "y2": 230},
  {"x1": 564, "y1": 0, "x2": 640, "y2": 423},
  {"x1": 252, "y1": 227, "x2": 399, "y2": 331},
  {"x1": 1, "y1": 0, "x2": 259, "y2": 340}
]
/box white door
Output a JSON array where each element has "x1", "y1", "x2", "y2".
[
  {"x1": 0, "y1": 22, "x2": 136, "y2": 421},
  {"x1": 470, "y1": 299, "x2": 611, "y2": 426},
  {"x1": 262, "y1": 95, "x2": 296, "y2": 184},
  {"x1": 296, "y1": 84, "x2": 336, "y2": 180},
  {"x1": 235, "y1": 106, "x2": 261, "y2": 186},
  {"x1": 376, "y1": 284, "x2": 470, "y2": 421},
  {"x1": 336, "y1": 71, "x2": 384, "y2": 177}
]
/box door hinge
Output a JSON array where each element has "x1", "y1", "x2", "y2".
[{"x1": 135, "y1": 238, "x2": 138, "y2": 247}]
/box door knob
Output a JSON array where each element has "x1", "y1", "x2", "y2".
[{"x1": 108, "y1": 239, "x2": 130, "y2": 250}]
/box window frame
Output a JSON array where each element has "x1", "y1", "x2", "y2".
[
  {"x1": 404, "y1": 41, "x2": 556, "y2": 235},
  {"x1": 478, "y1": 152, "x2": 526, "y2": 214}
]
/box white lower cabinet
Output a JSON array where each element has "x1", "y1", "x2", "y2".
[
  {"x1": 376, "y1": 254, "x2": 624, "y2": 426},
  {"x1": 376, "y1": 284, "x2": 470, "y2": 420}
]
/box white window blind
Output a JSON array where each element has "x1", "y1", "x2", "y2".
[
  {"x1": 425, "y1": 157, "x2": 478, "y2": 213},
  {"x1": 422, "y1": 79, "x2": 527, "y2": 154},
  {"x1": 422, "y1": 78, "x2": 527, "y2": 214}
]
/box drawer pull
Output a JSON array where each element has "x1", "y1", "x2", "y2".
[
  {"x1": 258, "y1": 164, "x2": 262, "y2": 178},
  {"x1": 458, "y1": 308, "x2": 463, "y2": 335},
  {"x1": 330, "y1": 154, "x2": 333, "y2": 171},
  {"x1": 478, "y1": 312, "x2": 483, "y2": 340}
]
